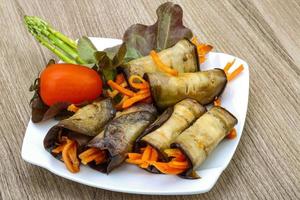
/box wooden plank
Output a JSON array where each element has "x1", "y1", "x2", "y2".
[{"x1": 0, "y1": 0, "x2": 299, "y2": 199}]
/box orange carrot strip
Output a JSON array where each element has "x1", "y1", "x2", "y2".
[
  {"x1": 107, "y1": 80, "x2": 135, "y2": 97},
  {"x1": 129, "y1": 75, "x2": 150, "y2": 89},
  {"x1": 62, "y1": 139, "x2": 79, "y2": 173},
  {"x1": 68, "y1": 143, "x2": 80, "y2": 171},
  {"x1": 126, "y1": 159, "x2": 144, "y2": 165},
  {"x1": 214, "y1": 98, "x2": 221, "y2": 106},
  {"x1": 136, "y1": 89, "x2": 150, "y2": 95},
  {"x1": 223, "y1": 59, "x2": 236, "y2": 73},
  {"x1": 122, "y1": 93, "x2": 150, "y2": 109},
  {"x1": 197, "y1": 44, "x2": 213, "y2": 55},
  {"x1": 52, "y1": 143, "x2": 66, "y2": 154},
  {"x1": 141, "y1": 145, "x2": 152, "y2": 161},
  {"x1": 107, "y1": 90, "x2": 119, "y2": 98},
  {"x1": 227, "y1": 128, "x2": 237, "y2": 139},
  {"x1": 227, "y1": 65, "x2": 244, "y2": 81},
  {"x1": 191, "y1": 36, "x2": 200, "y2": 46},
  {"x1": 115, "y1": 95, "x2": 130, "y2": 110},
  {"x1": 127, "y1": 153, "x2": 142, "y2": 160},
  {"x1": 150, "y1": 50, "x2": 178, "y2": 76},
  {"x1": 168, "y1": 160, "x2": 189, "y2": 169},
  {"x1": 78, "y1": 148, "x2": 99, "y2": 159},
  {"x1": 115, "y1": 73, "x2": 125, "y2": 84},
  {"x1": 150, "y1": 148, "x2": 159, "y2": 161},
  {"x1": 81, "y1": 152, "x2": 104, "y2": 165},
  {"x1": 94, "y1": 155, "x2": 106, "y2": 165},
  {"x1": 164, "y1": 149, "x2": 183, "y2": 158},
  {"x1": 151, "y1": 162, "x2": 185, "y2": 175},
  {"x1": 67, "y1": 104, "x2": 79, "y2": 113}
]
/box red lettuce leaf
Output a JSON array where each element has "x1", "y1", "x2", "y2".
[{"x1": 123, "y1": 2, "x2": 193, "y2": 57}]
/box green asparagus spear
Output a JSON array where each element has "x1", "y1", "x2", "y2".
[{"x1": 24, "y1": 16, "x2": 85, "y2": 64}]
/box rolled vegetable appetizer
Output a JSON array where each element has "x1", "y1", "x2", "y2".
[
  {"x1": 82, "y1": 103, "x2": 157, "y2": 173},
  {"x1": 43, "y1": 99, "x2": 115, "y2": 173},
  {"x1": 172, "y1": 106, "x2": 237, "y2": 178},
  {"x1": 146, "y1": 69, "x2": 227, "y2": 109},
  {"x1": 136, "y1": 99, "x2": 206, "y2": 159},
  {"x1": 122, "y1": 39, "x2": 199, "y2": 77}
]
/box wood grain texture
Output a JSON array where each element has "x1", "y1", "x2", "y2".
[{"x1": 0, "y1": 0, "x2": 299, "y2": 199}]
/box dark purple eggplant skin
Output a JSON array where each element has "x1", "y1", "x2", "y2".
[
  {"x1": 43, "y1": 126, "x2": 92, "y2": 160},
  {"x1": 87, "y1": 103, "x2": 157, "y2": 173}
]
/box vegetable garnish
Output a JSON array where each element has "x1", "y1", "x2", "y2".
[
  {"x1": 150, "y1": 50, "x2": 179, "y2": 76},
  {"x1": 107, "y1": 80, "x2": 135, "y2": 97},
  {"x1": 223, "y1": 60, "x2": 244, "y2": 81},
  {"x1": 227, "y1": 128, "x2": 237, "y2": 139},
  {"x1": 52, "y1": 137, "x2": 80, "y2": 173},
  {"x1": 79, "y1": 147, "x2": 106, "y2": 165},
  {"x1": 40, "y1": 63, "x2": 103, "y2": 106},
  {"x1": 122, "y1": 92, "x2": 151, "y2": 109},
  {"x1": 67, "y1": 104, "x2": 79, "y2": 113},
  {"x1": 214, "y1": 98, "x2": 221, "y2": 106},
  {"x1": 126, "y1": 145, "x2": 189, "y2": 175},
  {"x1": 107, "y1": 74, "x2": 152, "y2": 109},
  {"x1": 128, "y1": 75, "x2": 150, "y2": 89},
  {"x1": 191, "y1": 36, "x2": 213, "y2": 64}
]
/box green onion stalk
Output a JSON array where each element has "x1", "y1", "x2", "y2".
[{"x1": 24, "y1": 16, "x2": 85, "y2": 64}]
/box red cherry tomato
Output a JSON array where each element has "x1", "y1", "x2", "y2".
[{"x1": 40, "y1": 64, "x2": 102, "y2": 106}]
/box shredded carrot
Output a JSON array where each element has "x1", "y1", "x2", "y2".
[
  {"x1": 79, "y1": 147, "x2": 106, "y2": 165},
  {"x1": 191, "y1": 37, "x2": 213, "y2": 64},
  {"x1": 107, "y1": 80, "x2": 135, "y2": 97},
  {"x1": 115, "y1": 73, "x2": 125, "y2": 84},
  {"x1": 78, "y1": 147, "x2": 99, "y2": 159},
  {"x1": 67, "y1": 104, "x2": 79, "y2": 113},
  {"x1": 129, "y1": 75, "x2": 150, "y2": 90},
  {"x1": 107, "y1": 90, "x2": 119, "y2": 98},
  {"x1": 214, "y1": 98, "x2": 221, "y2": 106},
  {"x1": 62, "y1": 139, "x2": 80, "y2": 173},
  {"x1": 224, "y1": 59, "x2": 236, "y2": 73},
  {"x1": 227, "y1": 64, "x2": 244, "y2": 81},
  {"x1": 150, "y1": 50, "x2": 178, "y2": 76},
  {"x1": 168, "y1": 160, "x2": 189, "y2": 169},
  {"x1": 126, "y1": 159, "x2": 144, "y2": 165},
  {"x1": 191, "y1": 36, "x2": 200, "y2": 46},
  {"x1": 150, "y1": 148, "x2": 159, "y2": 161},
  {"x1": 52, "y1": 143, "x2": 66, "y2": 154},
  {"x1": 115, "y1": 95, "x2": 130, "y2": 110},
  {"x1": 122, "y1": 92, "x2": 150, "y2": 109},
  {"x1": 151, "y1": 162, "x2": 186, "y2": 175},
  {"x1": 127, "y1": 153, "x2": 142, "y2": 160},
  {"x1": 227, "y1": 128, "x2": 237, "y2": 139},
  {"x1": 126, "y1": 145, "x2": 189, "y2": 175}
]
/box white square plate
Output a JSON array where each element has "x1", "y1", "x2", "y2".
[{"x1": 22, "y1": 37, "x2": 249, "y2": 195}]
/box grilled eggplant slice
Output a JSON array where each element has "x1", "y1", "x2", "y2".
[
  {"x1": 43, "y1": 98, "x2": 116, "y2": 158},
  {"x1": 58, "y1": 99, "x2": 116, "y2": 136},
  {"x1": 146, "y1": 69, "x2": 227, "y2": 109},
  {"x1": 172, "y1": 106, "x2": 237, "y2": 178},
  {"x1": 87, "y1": 104, "x2": 157, "y2": 173},
  {"x1": 137, "y1": 99, "x2": 206, "y2": 159},
  {"x1": 122, "y1": 39, "x2": 199, "y2": 77}
]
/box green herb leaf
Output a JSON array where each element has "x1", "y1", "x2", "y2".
[
  {"x1": 123, "y1": 2, "x2": 192, "y2": 58},
  {"x1": 77, "y1": 36, "x2": 98, "y2": 64}
]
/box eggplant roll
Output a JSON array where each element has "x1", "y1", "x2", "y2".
[
  {"x1": 137, "y1": 99, "x2": 206, "y2": 158},
  {"x1": 146, "y1": 69, "x2": 227, "y2": 109},
  {"x1": 172, "y1": 106, "x2": 237, "y2": 176},
  {"x1": 44, "y1": 99, "x2": 115, "y2": 155},
  {"x1": 122, "y1": 39, "x2": 199, "y2": 77},
  {"x1": 87, "y1": 103, "x2": 157, "y2": 173}
]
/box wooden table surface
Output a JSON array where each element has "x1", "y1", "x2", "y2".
[{"x1": 1, "y1": 0, "x2": 299, "y2": 199}]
